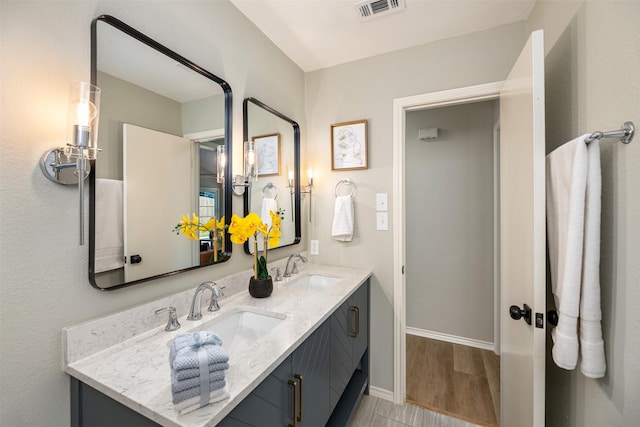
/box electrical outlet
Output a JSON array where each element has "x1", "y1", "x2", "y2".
[
  {"x1": 310, "y1": 240, "x2": 319, "y2": 255},
  {"x1": 376, "y1": 212, "x2": 388, "y2": 230}
]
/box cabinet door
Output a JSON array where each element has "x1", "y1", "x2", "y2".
[
  {"x1": 330, "y1": 296, "x2": 355, "y2": 410},
  {"x1": 292, "y1": 320, "x2": 331, "y2": 426},
  {"x1": 218, "y1": 359, "x2": 294, "y2": 427},
  {"x1": 350, "y1": 281, "x2": 369, "y2": 365}
]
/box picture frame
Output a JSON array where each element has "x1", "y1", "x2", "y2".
[
  {"x1": 253, "y1": 133, "x2": 281, "y2": 176},
  {"x1": 331, "y1": 119, "x2": 368, "y2": 170}
]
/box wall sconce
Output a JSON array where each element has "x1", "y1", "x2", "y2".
[
  {"x1": 301, "y1": 166, "x2": 314, "y2": 222},
  {"x1": 39, "y1": 82, "x2": 101, "y2": 245},
  {"x1": 216, "y1": 145, "x2": 226, "y2": 184},
  {"x1": 231, "y1": 140, "x2": 258, "y2": 195}
]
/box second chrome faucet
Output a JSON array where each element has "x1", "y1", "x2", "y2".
[
  {"x1": 284, "y1": 253, "x2": 307, "y2": 277},
  {"x1": 187, "y1": 281, "x2": 224, "y2": 321}
]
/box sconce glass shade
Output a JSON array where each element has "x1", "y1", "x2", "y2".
[
  {"x1": 216, "y1": 145, "x2": 226, "y2": 184},
  {"x1": 65, "y1": 82, "x2": 101, "y2": 160},
  {"x1": 244, "y1": 140, "x2": 258, "y2": 183}
]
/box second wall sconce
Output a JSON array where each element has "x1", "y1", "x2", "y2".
[
  {"x1": 40, "y1": 82, "x2": 101, "y2": 245},
  {"x1": 230, "y1": 140, "x2": 258, "y2": 195}
]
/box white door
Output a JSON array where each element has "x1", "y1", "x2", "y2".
[
  {"x1": 499, "y1": 30, "x2": 546, "y2": 426},
  {"x1": 123, "y1": 124, "x2": 195, "y2": 282}
]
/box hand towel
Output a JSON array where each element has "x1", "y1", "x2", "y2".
[
  {"x1": 174, "y1": 386, "x2": 230, "y2": 415},
  {"x1": 546, "y1": 135, "x2": 605, "y2": 377},
  {"x1": 171, "y1": 369, "x2": 226, "y2": 394},
  {"x1": 331, "y1": 195, "x2": 354, "y2": 242},
  {"x1": 174, "y1": 361, "x2": 229, "y2": 381},
  {"x1": 261, "y1": 197, "x2": 278, "y2": 227},
  {"x1": 95, "y1": 179, "x2": 124, "y2": 273},
  {"x1": 172, "y1": 379, "x2": 226, "y2": 404},
  {"x1": 169, "y1": 332, "x2": 228, "y2": 372}
]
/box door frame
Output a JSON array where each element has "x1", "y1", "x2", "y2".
[{"x1": 392, "y1": 81, "x2": 504, "y2": 404}]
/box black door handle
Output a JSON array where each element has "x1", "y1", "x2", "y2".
[
  {"x1": 547, "y1": 310, "x2": 558, "y2": 326},
  {"x1": 509, "y1": 303, "x2": 532, "y2": 325}
]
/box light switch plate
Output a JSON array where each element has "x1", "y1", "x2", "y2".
[
  {"x1": 310, "y1": 240, "x2": 319, "y2": 255},
  {"x1": 376, "y1": 193, "x2": 388, "y2": 211},
  {"x1": 376, "y1": 212, "x2": 388, "y2": 230}
]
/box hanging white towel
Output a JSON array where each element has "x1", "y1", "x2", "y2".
[
  {"x1": 331, "y1": 195, "x2": 354, "y2": 242},
  {"x1": 261, "y1": 197, "x2": 278, "y2": 227},
  {"x1": 95, "y1": 179, "x2": 125, "y2": 273},
  {"x1": 546, "y1": 135, "x2": 605, "y2": 378}
]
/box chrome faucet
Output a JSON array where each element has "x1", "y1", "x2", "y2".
[
  {"x1": 187, "y1": 281, "x2": 224, "y2": 321},
  {"x1": 284, "y1": 253, "x2": 307, "y2": 277}
]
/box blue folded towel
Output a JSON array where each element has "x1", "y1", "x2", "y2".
[
  {"x1": 172, "y1": 379, "x2": 226, "y2": 404},
  {"x1": 174, "y1": 361, "x2": 230, "y2": 381},
  {"x1": 171, "y1": 368, "x2": 226, "y2": 394},
  {"x1": 169, "y1": 332, "x2": 229, "y2": 371}
]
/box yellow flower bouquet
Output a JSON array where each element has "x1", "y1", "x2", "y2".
[
  {"x1": 228, "y1": 210, "x2": 282, "y2": 280},
  {"x1": 173, "y1": 213, "x2": 225, "y2": 263}
]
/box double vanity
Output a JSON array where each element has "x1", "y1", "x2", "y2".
[{"x1": 64, "y1": 262, "x2": 372, "y2": 426}]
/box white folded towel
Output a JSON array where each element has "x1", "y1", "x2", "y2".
[
  {"x1": 95, "y1": 179, "x2": 124, "y2": 273},
  {"x1": 546, "y1": 135, "x2": 605, "y2": 377},
  {"x1": 174, "y1": 386, "x2": 230, "y2": 415},
  {"x1": 331, "y1": 195, "x2": 354, "y2": 242},
  {"x1": 261, "y1": 197, "x2": 278, "y2": 227}
]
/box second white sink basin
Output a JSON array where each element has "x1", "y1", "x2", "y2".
[
  {"x1": 287, "y1": 274, "x2": 340, "y2": 291},
  {"x1": 191, "y1": 307, "x2": 286, "y2": 355}
]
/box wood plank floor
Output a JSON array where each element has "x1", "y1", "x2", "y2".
[{"x1": 405, "y1": 335, "x2": 500, "y2": 427}]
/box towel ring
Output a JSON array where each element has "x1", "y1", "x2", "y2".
[
  {"x1": 335, "y1": 179, "x2": 356, "y2": 197},
  {"x1": 262, "y1": 182, "x2": 278, "y2": 199}
]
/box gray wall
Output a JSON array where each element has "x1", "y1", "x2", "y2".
[
  {"x1": 0, "y1": 1, "x2": 305, "y2": 425},
  {"x1": 527, "y1": 1, "x2": 640, "y2": 425},
  {"x1": 305, "y1": 22, "x2": 527, "y2": 392},
  {"x1": 405, "y1": 101, "x2": 497, "y2": 343}
]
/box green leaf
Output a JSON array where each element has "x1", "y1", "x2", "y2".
[{"x1": 257, "y1": 255, "x2": 269, "y2": 279}]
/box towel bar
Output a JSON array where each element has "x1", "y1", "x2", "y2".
[
  {"x1": 335, "y1": 179, "x2": 357, "y2": 197},
  {"x1": 585, "y1": 121, "x2": 634, "y2": 144}
]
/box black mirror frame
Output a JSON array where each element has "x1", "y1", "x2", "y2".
[
  {"x1": 242, "y1": 97, "x2": 301, "y2": 255},
  {"x1": 88, "y1": 15, "x2": 233, "y2": 291}
]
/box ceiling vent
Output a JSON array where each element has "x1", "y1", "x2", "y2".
[{"x1": 355, "y1": 0, "x2": 406, "y2": 21}]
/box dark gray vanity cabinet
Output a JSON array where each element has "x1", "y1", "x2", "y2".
[
  {"x1": 70, "y1": 280, "x2": 369, "y2": 427},
  {"x1": 219, "y1": 320, "x2": 331, "y2": 427}
]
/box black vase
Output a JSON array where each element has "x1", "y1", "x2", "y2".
[{"x1": 249, "y1": 276, "x2": 273, "y2": 298}]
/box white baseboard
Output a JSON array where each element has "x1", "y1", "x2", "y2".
[
  {"x1": 405, "y1": 326, "x2": 494, "y2": 351},
  {"x1": 369, "y1": 385, "x2": 394, "y2": 402}
]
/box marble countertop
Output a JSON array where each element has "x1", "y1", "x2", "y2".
[{"x1": 63, "y1": 263, "x2": 372, "y2": 427}]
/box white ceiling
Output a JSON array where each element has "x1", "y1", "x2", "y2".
[{"x1": 230, "y1": 0, "x2": 536, "y2": 72}]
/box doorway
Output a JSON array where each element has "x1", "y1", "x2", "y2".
[{"x1": 403, "y1": 98, "x2": 501, "y2": 425}]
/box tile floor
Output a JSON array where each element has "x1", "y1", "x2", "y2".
[{"x1": 348, "y1": 394, "x2": 481, "y2": 427}]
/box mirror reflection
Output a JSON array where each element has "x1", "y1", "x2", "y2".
[
  {"x1": 90, "y1": 15, "x2": 232, "y2": 290},
  {"x1": 243, "y1": 98, "x2": 301, "y2": 254}
]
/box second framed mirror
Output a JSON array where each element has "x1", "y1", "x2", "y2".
[{"x1": 243, "y1": 97, "x2": 301, "y2": 255}]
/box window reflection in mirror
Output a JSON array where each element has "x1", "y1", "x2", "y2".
[
  {"x1": 243, "y1": 98, "x2": 301, "y2": 255},
  {"x1": 89, "y1": 15, "x2": 232, "y2": 290}
]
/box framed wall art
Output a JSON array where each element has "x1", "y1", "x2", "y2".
[
  {"x1": 331, "y1": 119, "x2": 368, "y2": 170},
  {"x1": 253, "y1": 133, "x2": 281, "y2": 176}
]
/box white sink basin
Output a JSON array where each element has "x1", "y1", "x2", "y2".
[
  {"x1": 180, "y1": 307, "x2": 286, "y2": 355},
  {"x1": 287, "y1": 274, "x2": 340, "y2": 291}
]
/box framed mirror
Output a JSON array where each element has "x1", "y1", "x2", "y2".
[
  {"x1": 89, "y1": 15, "x2": 233, "y2": 290},
  {"x1": 243, "y1": 98, "x2": 301, "y2": 255}
]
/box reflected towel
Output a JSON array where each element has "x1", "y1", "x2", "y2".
[
  {"x1": 174, "y1": 386, "x2": 230, "y2": 415},
  {"x1": 546, "y1": 135, "x2": 605, "y2": 377},
  {"x1": 95, "y1": 179, "x2": 124, "y2": 273},
  {"x1": 261, "y1": 197, "x2": 278, "y2": 227},
  {"x1": 331, "y1": 195, "x2": 354, "y2": 242}
]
